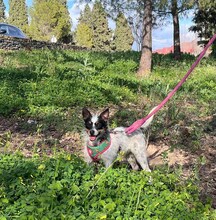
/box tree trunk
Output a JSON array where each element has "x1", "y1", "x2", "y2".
[
  {"x1": 171, "y1": 0, "x2": 181, "y2": 59},
  {"x1": 137, "y1": 0, "x2": 152, "y2": 78}
]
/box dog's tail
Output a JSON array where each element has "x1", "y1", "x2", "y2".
[{"x1": 141, "y1": 106, "x2": 157, "y2": 130}]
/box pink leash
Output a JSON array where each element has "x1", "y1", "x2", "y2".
[{"x1": 125, "y1": 34, "x2": 216, "y2": 135}]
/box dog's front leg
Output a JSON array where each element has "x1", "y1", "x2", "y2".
[
  {"x1": 83, "y1": 147, "x2": 94, "y2": 165},
  {"x1": 103, "y1": 159, "x2": 113, "y2": 168},
  {"x1": 85, "y1": 157, "x2": 93, "y2": 165}
]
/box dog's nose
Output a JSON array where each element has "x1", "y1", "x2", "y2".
[{"x1": 90, "y1": 130, "x2": 95, "y2": 136}]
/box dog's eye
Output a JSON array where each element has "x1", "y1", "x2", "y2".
[
  {"x1": 88, "y1": 121, "x2": 92, "y2": 124},
  {"x1": 95, "y1": 122, "x2": 101, "y2": 126},
  {"x1": 85, "y1": 121, "x2": 92, "y2": 129},
  {"x1": 95, "y1": 122, "x2": 102, "y2": 129}
]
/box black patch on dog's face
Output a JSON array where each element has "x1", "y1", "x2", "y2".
[
  {"x1": 83, "y1": 115, "x2": 108, "y2": 131},
  {"x1": 82, "y1": 108, "x2": 109, "y2": 133},
  {"x1": 95, "y1": 116, "x2": 108, "y2": 130},
  {"x1": 82, "y1": 108, "x2": 91, "y2": 120},
  {"x1": 84, "y1": 117, "x2": 93, "y2": 130},
  {"x1": 82, "y1": 108, "x2": 93, "y2": 130}
]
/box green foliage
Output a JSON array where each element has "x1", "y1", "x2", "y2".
[
  {"x1": 0, "y1": 50, "x2": 137, "y2": 116},
  {"x1": 0, "y1": 50, "x2": 215, "y2": 120},
  {"x1": 0, "y1": 0, "x2": 6, "y2": 22},
  {"x1": 29, "y1": 0, "x2": 72, "y2": 41},
  {"x1": 114, "y1": 12, "x2": 134, "y2": 51},
  {"x1": 190, "y1": 7, "x2": 216, "y2": 39},
  {"x1": 75, "y1": 23, "x2": 93, "y2": 48},
  {"x1": 75, "y1": 2, "x2": 121, "y2": 51},
  {"x1": 190, "y1": 7, "x2": 216, "y2": 57},
  {"x1": 198, "y1": 0, "x2": 216, "y2": 8},
  {"x1": 91, "y1": 2, "x2": 112, "y2": 51},
  {"x1": 79, "y1": 4, "x2": 92, "y2": 27},
  {"x1": 0, "y1": 153, "x2": 215, "y2": 219},
  {"x1": 75, "y1": 4, "x2": 93, "y2": 48},
  {"x1": 183, "y1": 67, "x2": 216, "y2": 102},
  {"x1": 8, "y1": 0, "x2": 28, "y2": 33}
]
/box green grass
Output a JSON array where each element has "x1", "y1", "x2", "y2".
[
  {"x1": 0, "y1": 49, "x2": 215, "y2": 143},
  {"x1": 1, "y1": 49, "x2": 215, "y2": 140},
  {"x1": 0, "y1": 50, "x2": 215, "y2": 117},
  {"x1": 0, "y1": 49, "x2": 215, "y2": 218},
  {"x1": 0, "y1": 153, "x2": 215, "y2": 219}
]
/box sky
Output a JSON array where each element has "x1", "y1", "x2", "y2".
[{"x1": 3, "y1": 0, "x2": 196, "y2": 51}]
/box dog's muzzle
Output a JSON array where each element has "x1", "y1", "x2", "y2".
[
  {"x1": 88, "y1": 128, "x2": 105, "y2": 141},
  {"x1": 88, "y1": 129, "x2": 99, "y2": 141},
  {"x1": 90, "y1": 130, "x2": 95, "y2": 136}
]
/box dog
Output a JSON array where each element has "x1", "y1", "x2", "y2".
[{"x1": 82, "y1": 107, "x2": 155, "y2": 171}]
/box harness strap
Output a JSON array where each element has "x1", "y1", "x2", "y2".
[{"x1": 87, "y1": 135, "x2": 111, "y2": 162}]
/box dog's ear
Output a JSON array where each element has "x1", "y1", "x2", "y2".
[
  {"x1": 82, "y1": 108, "x2": 92, "y2": 120},
  {"x1": 100, "y1": 108, "x2": 109, "y2": 121}
]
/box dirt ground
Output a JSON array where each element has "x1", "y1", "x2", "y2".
[
  {"x1": 148, "y1": 141, "x2": 216, "y2": 209},
  {"x1": 0, "y1": 117, "x2": 215, "y2": 208}
]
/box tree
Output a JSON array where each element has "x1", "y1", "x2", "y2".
[
  {"x1": 91, "y1": 1, "x2": 111, "y2": 51},
  {"x1": 114, "y1": 12, "x2": 134, "y2": 51},
  {"x1": 171, "y1": 0, "x2": 181, "y2": 59},
  {"x1": 59, "y1": 0, "x2": 67, "y2": 6},
  {"x1": 58, "y1": 0, "x2": 72, "y2": 43},
  {"x1": 79, "y1": 4, "x2": 92, "y2": 27},
  {"x1": 198, "y1": 0, "x2": 216, "y2": 8},
  {"x1": 137, "y1": 0, "x2": 153, "y2": 77},
  {"x1": 80, "y1": 0, "x2": 153, "y2": 76},
  {"x1": 75, "y1": 23, "x2": 93, "y2": 48},
  {"x1": 190, "y1": 8, "x2": 216, "y2": 40},
  {"x1": 8, "y1": 0, "x2": 28, "y2": 33},
  {"x1": 190, "y1": 5, "x2": 216, "y2": 57},
  {"x1": 156, "y1": 0, "x2": 193, "y2": 59},
  {"x1": 74, "y1": 4, "x2": 93, "y2": 48},
  {"x1": 0, "y1": 0, "x2": 6, "y2": 22},
  {"x1": 29, "y1": 0, "x2": 72, "y2": 42},
  {"x1": 191, "y1": 0, "x2": 216, "y2": 38}
]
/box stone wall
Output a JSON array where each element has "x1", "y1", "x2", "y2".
[{"x1": 0, "y1": 35, "x2": 86, "y2": 51}]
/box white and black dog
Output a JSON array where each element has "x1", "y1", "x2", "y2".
[{"x1": 82, "y1": 107, "x2": 155, "y2": 171}]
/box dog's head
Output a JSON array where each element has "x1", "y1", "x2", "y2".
[{"x1": 82, "y1": 108, "x2": 109, "y2": 142}]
